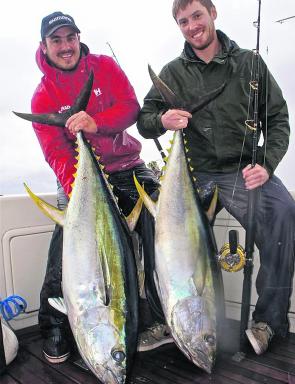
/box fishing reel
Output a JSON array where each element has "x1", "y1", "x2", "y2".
[{"x1": 218, "y1": 230, "x2": 246, "y2": 272}]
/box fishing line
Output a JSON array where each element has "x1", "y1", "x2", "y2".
[
  {"x1": 262, "y1": 51, "x2": 269, "y2": 169},
  {"x1": 220, "y1": 50, "x2": 257, "y2": 253},
  {"x1": 106, "y1": 42, "x2": 167, "y2": 164}
]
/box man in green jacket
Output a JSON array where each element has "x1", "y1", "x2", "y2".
[{"x1": 137, "y1": 0, "x2": 295, "y2": 355}]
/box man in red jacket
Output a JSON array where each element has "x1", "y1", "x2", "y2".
[{"x1": 33, "y1": 11, "x2": 172, "y2": 364}]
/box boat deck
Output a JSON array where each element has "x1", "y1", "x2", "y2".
[{"x1": 2, "y1": 320, "x2": 295, "y2": 384}]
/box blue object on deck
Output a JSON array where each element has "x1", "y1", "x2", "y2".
[{"x1": 0, "y1": 296, "x2": 27, "y2": 321}]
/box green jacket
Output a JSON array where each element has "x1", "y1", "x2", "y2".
[{"x1": 137, "y1": 31, "x2": 290, "y2": 176}]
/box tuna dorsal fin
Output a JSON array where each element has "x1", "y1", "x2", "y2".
[
  {"x1": 205, "y1": 187, "x2": 218, "y2": 224},
  {"x1": 13, "y1": 71, "x2": 94, "y2": 126},
  {"x1": 133, "y1": 174, "x2": 157, "y2": 218},
  {"x1": 126, "y1": 196, "x2": 143, "y2": 232},
  {"x1": 48, "y1": 297, "x2": 67, "y2": 315},
  {"x1": 24, "y1": 183, "x2": 65, "y2": 226}
]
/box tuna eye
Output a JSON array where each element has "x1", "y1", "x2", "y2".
[
  {"x1": 111, "y1": 349, "x2": 126, "y2": 363},
  {"x1": 204, "y1": 334, "x2": 215, "y2": 346}
]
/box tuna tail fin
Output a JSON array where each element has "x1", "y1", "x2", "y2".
[
  {"x1": 148, "y1": 64, "x2": 226, "y2": 113},
  {"x1": 133, "y1": 174, "x2": 157, "y2": 218},
  {"x1": 148, "y1": 64, "x2": 184, "y2": 108},
  {"x1": 24, "y1": 183, "x2": 65, "y2": 226},
  {"x1": 12, "y1": 110, "x2": 71, "y2": 127},
  {"x1": 205, "y1": 187, "x2": 218, "y2": 224},
  {"x1": 13, "y1": 71, "x2": 94, "y2": 127},
  {"x1": 126, "y1": 196, "x2": 143, "y2": 232}
]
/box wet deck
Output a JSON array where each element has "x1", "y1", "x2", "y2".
[{"x1": 2, "y1": 320, "x2": 295, "y2": 384}]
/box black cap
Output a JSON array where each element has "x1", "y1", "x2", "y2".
[{"x1": 41, "y1": 11, "x2": 80, "y2": 40}]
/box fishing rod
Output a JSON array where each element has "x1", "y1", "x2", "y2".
[
  {"x1": 222, "y1": 1, "x2": 262, "y2": 360},
  {"x1": 106, "y1": 42, "x2": 120, "y2": 65},
  {"x1": 239, "y1": 0, "x2": 262, "y2": 354},
  {"x1": 106, "y1": 42, "x2": 167, "y2": 163}
]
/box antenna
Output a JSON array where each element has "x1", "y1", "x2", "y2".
[{"x1": 275, "y1": 16, "x2": 295, "y2": 24}]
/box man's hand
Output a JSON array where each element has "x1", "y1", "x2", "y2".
[
  {"x1": 242, "y1": 164, "x2": 269, "y2": 190},
  {"x1": 66, "y1": 111, "x2": 97, "y2": 134},
  {"x1": 161, "y1": 109, "x2": 192, "y2": 131}
]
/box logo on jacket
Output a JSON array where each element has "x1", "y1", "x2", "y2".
[
  {"x1": 93, "y1": 88, "x2": 102, "y2": 97},
  {"x1": 58, "y1": 105, "x2": 71, "y2": 114}
]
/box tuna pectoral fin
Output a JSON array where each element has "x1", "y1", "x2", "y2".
[
  {"x1": 133, "y1": 175, "x2": 157, "y2": 218},
  {"x1": 48, "y1": 298, "x2": 67, "y2": 315},
  {"x1": 192, "y1": 256, "x2": 208, "y2": 296},
  {"x1": 100, "y1": 244, "x2": 111, "y2": 306},
  {"x1": 126, "y1": 196, "x2": 143, "y2": 232},
  {"x1": 24, "y1": 183, "x2": 65, "y2": 226},
  {"x1": 205, "y1": 187, "x2": 218, "y2": 224}
]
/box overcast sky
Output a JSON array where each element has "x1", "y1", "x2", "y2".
[{"x1": 1, "y1": 0, "x2": 294, "y2": 195}]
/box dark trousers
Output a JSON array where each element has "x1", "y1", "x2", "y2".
[
  {"x1": 0, "y1": 321, "x2": 6, "y2": 375},
  {"x1": 194, "y1": 171, "x2": 295, "y2": 337},
  {"x1": 39, "y1": 164, "x2": 163, "y2": 335},
  {"x1": 39, "y1": 224, "x2": 71, "y2": 337}
]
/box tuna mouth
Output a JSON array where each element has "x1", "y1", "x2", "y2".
[
  {"x1": 176, "y1": 337, "x2": 214, "y2": 373},
  {"x1": 102, "y1": 368, "x2": 125, "y2": 384},
  {"x1": 186, "y1": 348, "x2": 214, "y2": 374}
]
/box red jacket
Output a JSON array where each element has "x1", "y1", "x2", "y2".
[{"x1": 32, "y1": 43, "x2": 143, "y2": 196}]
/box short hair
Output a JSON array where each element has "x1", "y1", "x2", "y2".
[{"x1": 172, "y1": 0, "x2": 215, "y2": 20}]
